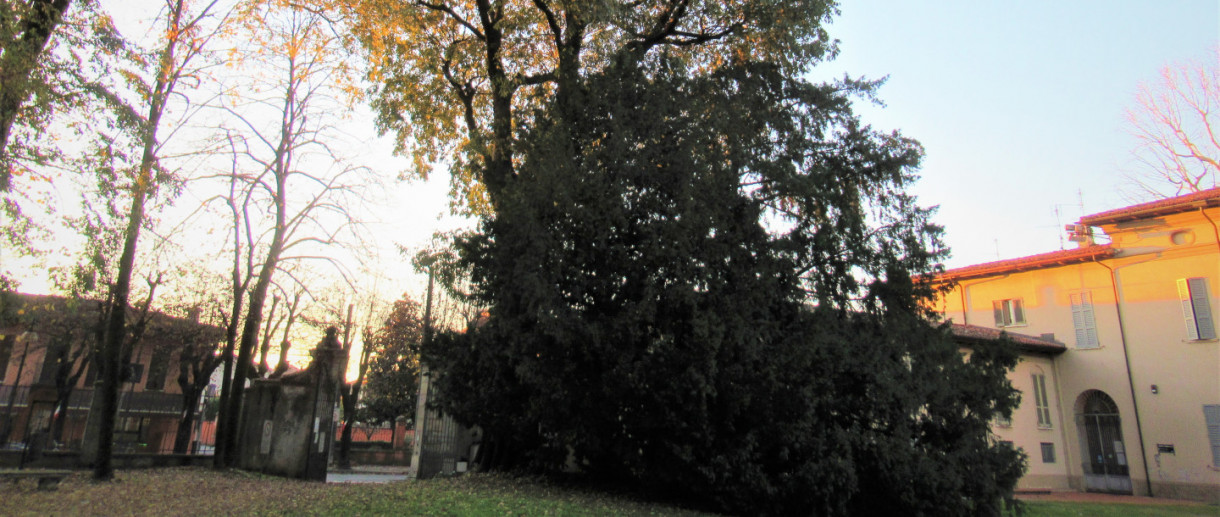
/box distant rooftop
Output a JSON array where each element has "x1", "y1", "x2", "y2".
[
  {"x1": 938, "y1": 187, "x2": 1220, "y2": 281},
  {"x1": 950, "y1": 323, "x2": 1067, "y2": 355},
  {"x1": 1080, "y1": 187, "x2": 1220, "y2": 226},
  {"x1": 938, "y1": 244, "x2": 1115, "y2": 282}
]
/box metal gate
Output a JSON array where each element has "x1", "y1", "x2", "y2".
[
  {"x1": 410, "y1": 367, "x2": 476, "y2": 479},
  {"x1": 1078, "y1": 391, "x2": 1132, "y2": 494}
]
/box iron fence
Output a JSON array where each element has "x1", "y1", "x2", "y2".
[{"x1": 0, "y1": 384, "x2": 218, "y2": 456}]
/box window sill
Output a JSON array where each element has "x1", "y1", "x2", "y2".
[{"x1": 1036, "y1": 426, "x2": 1054, "y2": 431}]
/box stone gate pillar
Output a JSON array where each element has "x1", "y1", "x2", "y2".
[{"x1": 238, "y1": 327, "x2": 347, "y2": 480}]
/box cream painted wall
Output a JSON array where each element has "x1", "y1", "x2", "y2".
[
  {"x1": 991, "y1": 353, "x2": 1073, "y2": 490},
  {"x1": 939, "y1": 206, "x2": 1220, "y2": 502}
]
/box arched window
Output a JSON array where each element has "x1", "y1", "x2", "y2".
[{"x1": 1081, "y1": 390, "x2": 1119, "y2": 416}]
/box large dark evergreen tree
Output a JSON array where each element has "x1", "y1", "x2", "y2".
[{"x1": 422, "y1": 60, "x2": 1024, "y2": 516}]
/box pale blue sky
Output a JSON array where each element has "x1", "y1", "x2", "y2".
[
  {"x1": 21, "y1": 2, "x2": 1217, "y2": 298},
  {"x1": 809, "y1": 1, "x2": 1219, "y2": 268}
]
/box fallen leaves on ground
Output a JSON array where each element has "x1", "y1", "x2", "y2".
[{"x1": 0, "y1": 467, "x2": 715, "y2": 516}]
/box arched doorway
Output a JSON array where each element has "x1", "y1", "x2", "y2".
[{"x1": 1076, "y1": 390, "x2": 1132, "y2": 494}]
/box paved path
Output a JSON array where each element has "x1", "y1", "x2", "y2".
[{"x1": 326, "y1": 466, "x2": 409, "y2": 484}]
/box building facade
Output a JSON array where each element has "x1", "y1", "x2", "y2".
[
  {"x1": 937, "y1": 188, "x2": 1220, "y2": 502},
  {"x1": 0, "y1": 294, "x2": 221, "y2": 455}
]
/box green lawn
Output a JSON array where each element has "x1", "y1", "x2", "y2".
[
  {"x1": 1, "y1": 467, "x2": 1215, "y2": 516},
  {"x1": 1020, "y1": 501, "x2": 1219, "y2": 517}
]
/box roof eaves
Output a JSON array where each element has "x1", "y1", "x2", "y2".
[
  {"x1": 936, "y1": 245, "x2": 1115, "y2": 283},
  {"x1": 1080, "y1": 187, "x2": 1220, "y2": 226},
  {"x1": 949, "y1": 324, "x2": 1067, "y2": 355}
]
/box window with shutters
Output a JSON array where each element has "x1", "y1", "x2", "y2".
[
  {"x1": 992, "y1": 298, "x2": 1026, "y2": 327},
  {"x1": 1204, "y1": 405, "x2": 1220, "y2": 467},
  {"x1": 1031, "y1": 372, "x2": 1052, "y2": 429},
  {"x1": 1177, "y1": 278, "x2": 1216, "y2": 341},
  {"x1": 1070, "y1": 291, "x2": 1100, "y2": 349}
]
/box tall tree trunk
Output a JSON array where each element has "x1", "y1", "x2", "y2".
[
  {"x1": 218, "y1": 247, "x2": 281, "y2": 467},
  {"x1": 337, "y1": 399, "x2": 356, "y2": 469},
  {"x1": 173, "y1": 384, "x2": 201, "y2": 454},
  {"x1": 93, "y1": 182, "x2": 148, "y2": 480},
  {"x1": 89, "y1": 0, "x2": 182, "y2": 478},
  {"x1": 257, "y1": 295, "x2": 279, "y2": 375},
  {"x1": 212, "y1": 296, "x2": 240, "y2": 465},
  {"x1": 213, "y1": 168, "x2": 247, "y2": 466},
  {"x1": 475, "y1": 0, "x2": 513, "y2": 203}
]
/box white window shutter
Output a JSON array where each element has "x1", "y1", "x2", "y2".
[
  {"x1": 1071, "y1": 293, "x2": 1087, "y2": 346},
  {"x1": 1179, "y1": 278, "x2": 1200, "y2": 340},
  {"x1": 1071, "y1": 292, "x2": 1099, "y2": 349},
  {"x1": 1187, "y1": 278, "x2": 1216, "y2": 340},
  {"x1": 993, "y1": 300, "x2": 1005, "y2": 326},
  {"x1": 1012, "y1": 300, "x2": 1025, "y2": 325}
]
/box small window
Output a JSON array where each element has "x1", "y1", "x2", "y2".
[
  {"x1": 1178, "y1": 278, "x2": 1216, "y2": 340},
  {"x1": 1031, "y1": 372, "x2": 1052, "y2": 429},
  {"x1": 993, "y1": 299, "x2": 1026, "y2": 327},
  {"x1": 1040, "y1": 442, "x2": 1056, "y2": 463},
  {"x1": 1205, "y1": 405, "x2": 1220, "y2": 467},
  {"x1": 1070, "y1": 291, "x2": 1100, "y2": 349},
  {"x1": 144, "y1": 345, "x2": 172, "y2": 391},
  {"x1": 994, "y1": 414, "x2": 1012, "y2": 428},
  {"x1": 38, "y1": 340, "x2": 68, "y2": 385}
]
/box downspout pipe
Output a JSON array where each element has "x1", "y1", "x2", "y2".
[
  {"x1": 1200, "y1": 206, "x2": 1220, "y2": 257},
  {"x1": 1095, "y1": 256, "x2": 1155, "y2": 497}
]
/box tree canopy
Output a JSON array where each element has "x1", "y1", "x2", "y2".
[
  {"x1": 341, "y1": 0, "x2": 839, "y2": 212},
  {"x1": 420, "y1": 54, "x2": 1024, "y2": 515}
]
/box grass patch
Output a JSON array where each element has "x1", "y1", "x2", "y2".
[{"x1": 1021, "y1": 501, "x2": 1219, "y2": 517}]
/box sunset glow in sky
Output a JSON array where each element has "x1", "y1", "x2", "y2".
[{"x1": 10, "y1": 1, "x2": 1218, "y2": 343}]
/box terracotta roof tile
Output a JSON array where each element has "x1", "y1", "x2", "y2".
[
  {"x1": 1080, "y1": 187, "x2": 1220, "y2": 226},
  {"x1": 950, "y1": 323, "x2": 1067, "y2": 355},
  {"x1": 937, "y1": 244, "x2": 1115, "y2": 282}
]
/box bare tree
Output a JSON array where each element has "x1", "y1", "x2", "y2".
[
  {"x1": 211, "y1": 0, "x2": 372, "y2": 467},
  {"x1": 1125, "y1": 48, "x2": 1219, "y2": 199},
  {"x1": 83, "y1": 0, "x2": 229, "y2": 481}
]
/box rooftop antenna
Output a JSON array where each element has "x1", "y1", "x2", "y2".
[
  {"x1": 994, "y1": 238, "x2": 1000, "y2": 259},
  {"x1": 1054, "y1": 205, "x2": 1065, "y2": 250},
  {"x1": 1053, "y1": 191, "x2": 1088, "y2": 249}
]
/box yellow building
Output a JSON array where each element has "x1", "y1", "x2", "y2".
[{"x1": 937, "y1": 187, "x2": 1220, "y2": 503}]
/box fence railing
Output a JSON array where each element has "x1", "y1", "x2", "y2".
[
  {"x1": 3, "y1": 384, "x2": 408, "y2": 464},
  {"x1": 1, "y1": 384, "x2": 218, "y2": 456}
]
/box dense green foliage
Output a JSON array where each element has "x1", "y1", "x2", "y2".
[
  {"x1": 421, "y1": 59, "x2": 1025, "y2": 516},
  {"x1": 361, "y1": 295, "x2": 425, "y2": 426}
]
